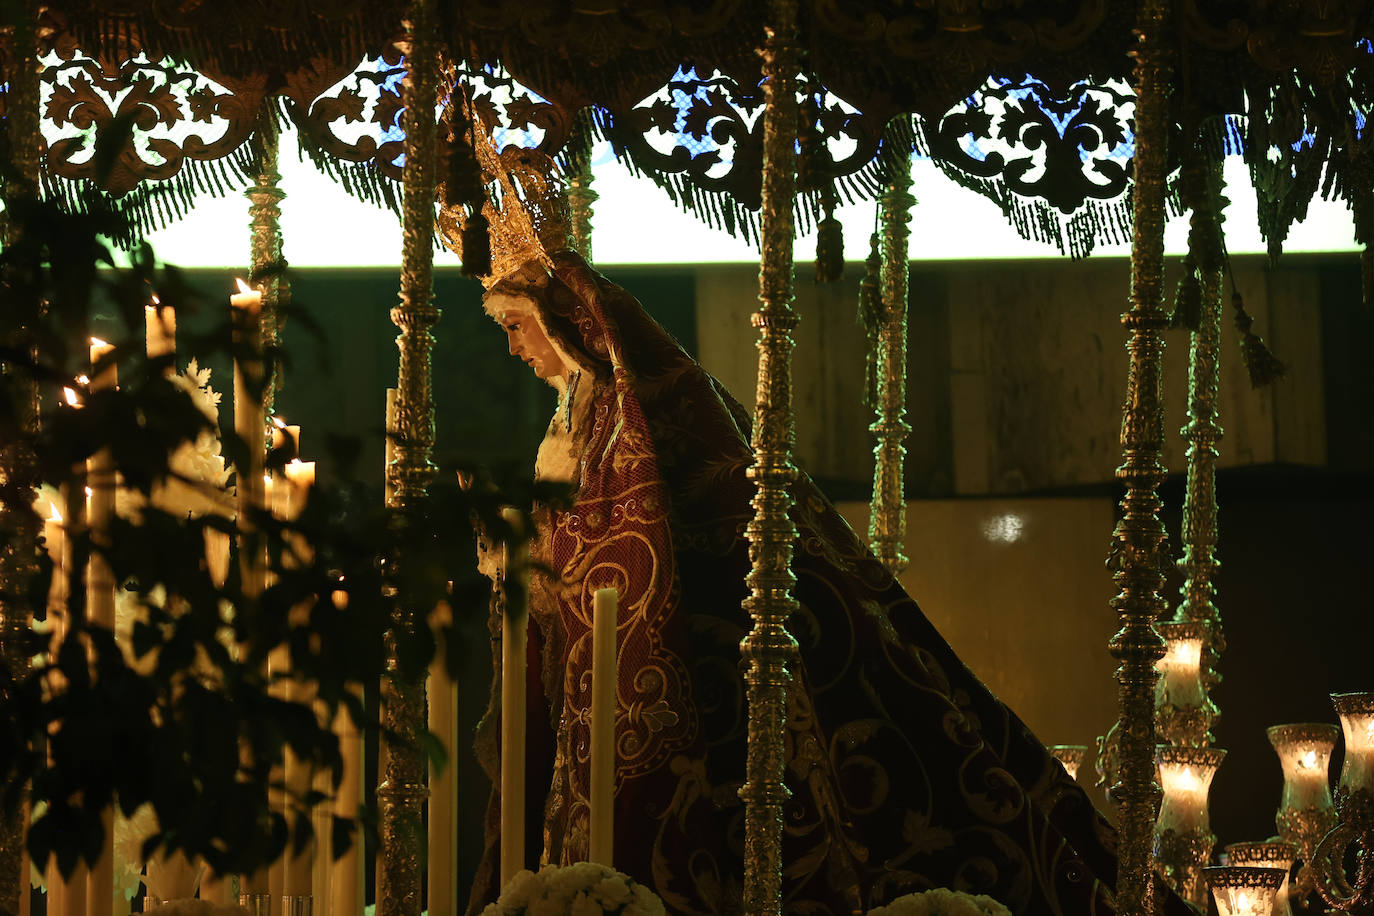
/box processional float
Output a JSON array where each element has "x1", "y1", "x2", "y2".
[{"x1": 2, "y1": 2, "x2": 1373, "y2": 916}]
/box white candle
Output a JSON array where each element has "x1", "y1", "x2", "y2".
[
  {"x1": 233, "y1": 279, "x2": 267, "y2": 600},
  {"x1": 144, "y1": 300, "x2": 176, "y2": 363},
  {"x1": 231, "y1": 283, "x2": 272, "y2": 902},
  {"x1": 329, "y1": 676, "x2": 365, "y2": 916},
  {"x1": 86, "y1": 339, "x2": 116, "y2": 916},
  {"x1": 589, "y1": 587, "x2": 618, "y2": 865},
  {"x1": 428, "y1": 599, "x2": 459, "y2": 916},
  {"x1": 283, "y1": 460, "x2": 315, "y2": 522},
  {"x1": 500, "y1": 508, "x2": 528, "y2": 888},
  {"x1": 1155, "y1": 634, "x2": 1204, "y2": 708}
]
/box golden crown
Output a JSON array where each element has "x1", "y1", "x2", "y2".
[{"x1": 437, "y1": 104, "x2": 572, "y2": 289}]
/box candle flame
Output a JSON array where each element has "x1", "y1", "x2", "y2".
[
  {"x1": 90, "y1": 336, "x2": 110, "y2": 348},
  {"x1": 85, "y1": 486, "x2": 93, "y2": 497},
  {"x1": 62, "y1": 387, "x2": 80, "y2": 406},
  {"x1": 1162, "y1": 638, "x2": 1202, "y2": 670},
  {"x1": 150, "y1": 294, "x2": 160, "y2": 305},
  {"x1": 235, "y1": 278, "x2": 253, "y2": 295},
  {"x1": 48, "y1": 507, "x2": 63, "y2": 524},
  {"x1": 271, "y1": 416, "x2": 288, "y2": 428},
  {"x1": 1300, "y1": 749, "x2": 1320, "y2": 770}
]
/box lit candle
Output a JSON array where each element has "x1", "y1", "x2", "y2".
[
  {"x1": 87, "y1": 338, "x2": 117, "y2": 916},
  {"x1": 428, "y1": 599, "x2": 459, "y2": 916},
  {"x1": 1203, "y1": 866, "x2": 1287, "y2": 916},
  {"x1": 1157, "y1": 745, "x2": 1226, "y2": 834},
  {"x1": 1224, "y1": 842, "x2": 1297, "y2": 916},
  {"x1": 1267, "y1": 723, "x2": 1337, "y2": 812},
  {"x1": 589, "y1": 587, "x2": 618, "y2": 866},
  {"x1": 144, "y1": 298, "x2": 176, "y2": 363},
  {"x1": 282, "y1": 460, "x2": 315, "y2": 522},
  {"x1": 233, "y1": 278, "x2": 267, "y2": 597},
  {"x1": 500, "y1": 507, "x2": 528, "y2": 888},
  {"x1": 231, "y1": 280, "x2": 271, "y2": 903},
  {"x1": 1156, "y1": 622, "x2": 1205, "y2": 709}
]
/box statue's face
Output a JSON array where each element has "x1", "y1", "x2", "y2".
[{"x1": 487, "y1": 292, "x2": 566, "y2": 381}]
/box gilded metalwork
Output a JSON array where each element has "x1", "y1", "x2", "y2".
[
  {"x1": 868, "y1": 120, "x2": 913, "y2": 577},
  {"x1": 0, "y1": 6, "x2": 42, "y2": 914},
  {"x1": 378, "y1": 1, "x2": 440, "y2": 915},
  {"x1": 1154, "y1": 827, "x2": 1215, "y2": 908},
  {"x1": 739, "y1": 1, "x2": 800, "y2": 913},
  {"x1": 567, "y1": 110, "x2": 598, "y2": 264},
  {"x1": 1311, "y1": 787, "x2": 1374, "y2": 910},
  {"x1": 1175, "y1": 153, "x2": 1226, "y2": 704},
  {"x1": 1107, "y1": 3, "x2": 1174, "y2": 915},
  {"x1": 247, "y1": 118, "x2": 289, "y2": 414}
]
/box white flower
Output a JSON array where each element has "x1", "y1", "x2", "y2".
[
  {"x1": 868, "y1": 888, "x2": 1013, "y2": 916},
  {"x1": 482, "y1": 862, "x2": 665, "y2": 915}
]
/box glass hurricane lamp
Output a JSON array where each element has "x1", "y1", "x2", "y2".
[
  {"x1": 1203, "y1": 866, "x2": 1287, "y2": 916},
  {"x1": 1224, "y1": 842, "x2": 1297, "y2": 916},
  {"x1": 1266, "y1": 722, "x2": 1337, "y2": 897},
  {"x1": 1050, "y1": 745, "x2": 1088, "y2": 782},
  {"x1": 1155, "y1": 620, "x2": 1216, "y2": 747},
  {"x1": 1155, "y1": 745, "x2": 1226, "y2": 906}
]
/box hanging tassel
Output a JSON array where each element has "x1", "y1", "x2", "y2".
[
  {"x1": 443, "y1": 133, "x2": 484, "y2": 210},
  {"x1": 815, "y1": 191, "x2": 844, "y2": 283},
  {"x1": 857, "y1": 233, "x2": 883, "y2": 408},
  {"x1": 460, "y1": 212, "x2": 491, "y2": 279},
  {"x1": 1169, "y1": 253, "x2": 1202, "y2": 331},
  {"x1": 1232, "y1": 291, "x2": 1286, "y2": 387}
]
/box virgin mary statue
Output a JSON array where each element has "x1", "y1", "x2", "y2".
[{"x1": 440, "y1": 143, "x2": 1153, "y2": 916}]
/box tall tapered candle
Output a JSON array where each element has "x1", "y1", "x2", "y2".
[
  {"x1": 87, "y1": 339, "x2": 116, "y2": 916},
  {"x1": 329, "y1": 588, "x2": 365, "y2": 916},
  {"x1": 500, "y1": 508, "x2": 528, "y2": 888},
  {"x1": 233, "y1": 278, "x2": 267, "y2": 597},
  {"x1": 144, "y1": 300, "x2": 175, "y2": 364},
  {"x1": 589, "y1": 587, "x2": 619, "y2": 865},
  {"x1": 281, "y1": 458, "x2": 316, "y2": 902},
  {"x1": 428, "y1": 599, "x2": 459, "y2": 916},
  {"x1": 232, "y1": 279, "x2": 270, "y2": 900}
]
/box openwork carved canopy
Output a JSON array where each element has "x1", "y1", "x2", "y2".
[{"x1": 6, "y1": 1, "x2": 1372, "y2": 258}]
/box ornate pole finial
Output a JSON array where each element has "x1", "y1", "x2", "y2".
[
  {"x1": 378, "y1": 1, "x2": 441, "y2": 914},
  {"x1": 1108, "y1": 2, "x2": 1175, "y2": 914},
  {"x1": 739, "y1": 1, "x2": 801, "y2": 913},
  {"x1": 867, "y1": 118, "x2": 914, "y2": 576}
]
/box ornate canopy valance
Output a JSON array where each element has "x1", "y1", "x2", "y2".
[{"x1": 6, "y1": 1, "x2": 1371, "y2": 261}]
